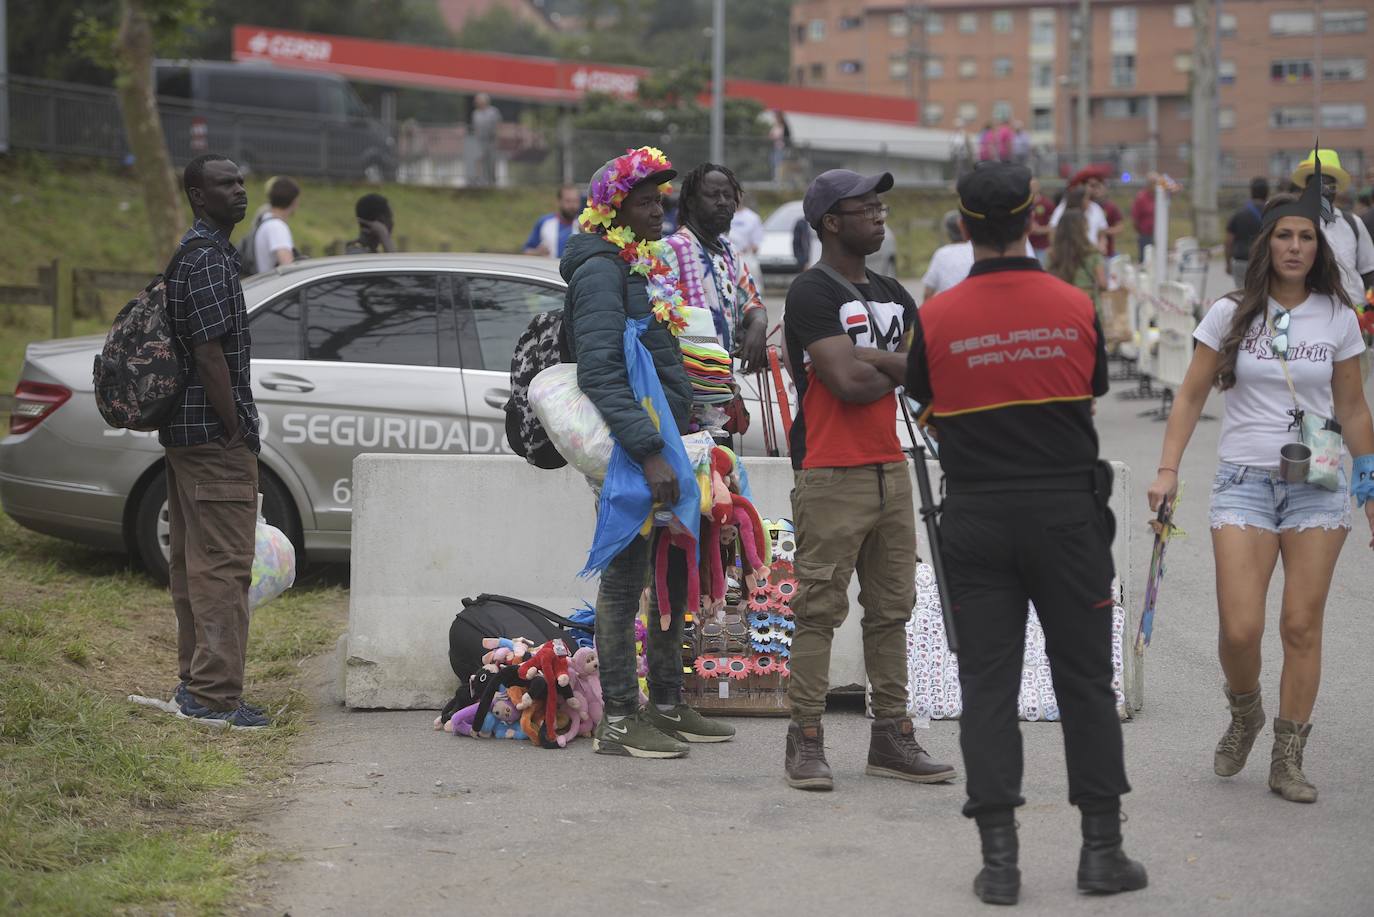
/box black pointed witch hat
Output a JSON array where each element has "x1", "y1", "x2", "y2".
[{"x1": 1262, "y1": 140, "x2": 1325, "y2": 230}]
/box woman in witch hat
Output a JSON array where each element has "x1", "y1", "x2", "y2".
[{"x1": 1147, "y1": 145, "x2": 1374, "y2": 803}]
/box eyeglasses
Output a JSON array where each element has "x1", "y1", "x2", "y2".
[
  {"x1": 1270, "y1": 307, "x2": 1291, "y2": 357},
  {"x1": 834, "y1": 203, "x2": 890, "y2": 220}
]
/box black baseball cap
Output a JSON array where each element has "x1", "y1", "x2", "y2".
[
  {"x1": 803, "y1": 169, "x2": 895, "y2": 230},
  {"x1": 957, "y1": 162, "x2": 1034, "y2": 222},
  {"x1": 956, "y1": 162, "x2": 1033, "y2": 224}
]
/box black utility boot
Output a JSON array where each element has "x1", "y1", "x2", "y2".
[
  {"x1": 784, "y1": 722, "x2": 833, "y2": 791},
  {"x1": 866, "y1": 717, "x2": 957, "y2": 783},
  {"x1": 972, "y1": 815, "x2": 1020, "y2": 906},
  {"x1": 1077, "y1": 805, "x2": 1149, "y2": 895}
]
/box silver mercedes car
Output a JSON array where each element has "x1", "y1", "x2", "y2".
[{"x1": 1, "y1": 253, "x2": 787, "y2": 583}]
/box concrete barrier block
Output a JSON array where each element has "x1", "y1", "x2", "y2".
[{"x1": 343, "y1": 454, "x2": 1134, "y2": 711}]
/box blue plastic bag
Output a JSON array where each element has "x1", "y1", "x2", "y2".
[{"x1": 581, "y1": 317, "x2": 700, "y2": 576}]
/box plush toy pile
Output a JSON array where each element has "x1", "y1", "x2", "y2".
[{"x1": 435, "y1": 637, "x2": 603, "y2": 748}]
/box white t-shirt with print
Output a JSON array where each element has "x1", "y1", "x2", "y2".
[
  {"x1": 1194, "y1": 293, "x2": 1366, "y2": 467},
  {"x1": 254, "y1": 216, "x2": 293, "y2": 272},
  {"x1": 920, "y1": 239, "x2": 1038, "y2": 295}
]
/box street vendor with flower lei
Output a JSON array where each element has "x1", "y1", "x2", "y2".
[{"x1": 560, "y1": 147, "x2": 737, "y2": 757}]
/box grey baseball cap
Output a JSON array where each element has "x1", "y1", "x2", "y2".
[{"x1": 803, "y1": 169, "x2": 894, "y2": 230}]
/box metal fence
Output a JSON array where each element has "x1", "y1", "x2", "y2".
[{"x1": 5, "y1": 75, "x2": 1366, "y2": 193}]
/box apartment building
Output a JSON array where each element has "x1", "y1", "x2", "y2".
[{"x1": 790, "y1": 0, "x2": 1372, "y2": 181}]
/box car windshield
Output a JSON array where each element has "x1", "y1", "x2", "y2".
[{"x1": 763, "y1": 201, "x2": 805, "y2": 231}]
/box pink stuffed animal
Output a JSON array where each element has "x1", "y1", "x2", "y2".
[{"x1": 556, "y1": 647, "x2": 603, "y2": 746}]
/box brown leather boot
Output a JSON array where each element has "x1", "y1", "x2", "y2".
[
  {"x1": 866, "y1": 717, "x2": 957, "y2": 783},
  {"x1": 785, "y1": 722, "x2": 833, "y2": 791}
]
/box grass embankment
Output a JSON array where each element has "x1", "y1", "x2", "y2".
[
  {"x1": 0, "y1": 513, "x2": 347, "y2": 915},
  {"x1": 0, "y1": 154, "x2": 1198, "y2": 397}
]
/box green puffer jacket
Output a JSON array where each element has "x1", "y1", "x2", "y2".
[{"x1": 560, "y1": 231, "x2": 693, "y2": 463}]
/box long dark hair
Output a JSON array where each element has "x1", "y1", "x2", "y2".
[
  {"x1": 1048, "y1": 210, "x2": 1095, "y2": 283},
  {"x1": 1213, "y1": 193, "x2": 1354, "y2": 390}
]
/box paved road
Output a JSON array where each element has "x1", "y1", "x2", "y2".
[{"x1": 256, "y1": 261, "x2": 1374, "y2": 917}]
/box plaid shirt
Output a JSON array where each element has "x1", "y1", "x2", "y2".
[{"x1": 158, "y1": 220, "x2": 260, "y2": 453}]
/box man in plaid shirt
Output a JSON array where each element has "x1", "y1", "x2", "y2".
[{"x1": 158, "y1": 153, "x2": 267, "y2": 729}]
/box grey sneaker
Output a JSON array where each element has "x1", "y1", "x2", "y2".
[
  {"x1": 175, "y1": 682, "x2": 264, "y2": 716},
  {"x1": 593, "y1": 710, "x2": 689, "y2": 759},
  {"x1": 644, "y1": 704, "x2": 736, "y2": 743}
]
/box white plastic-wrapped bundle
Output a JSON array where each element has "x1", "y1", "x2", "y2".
[
  {"x1": 528, "y1": 363, "x2": 615, "y2": 481},
  {"x1": 250, "y1": 516, "x2": 296, "y2": 611}
]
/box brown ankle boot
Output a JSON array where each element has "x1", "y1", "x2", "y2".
[
  {"x1": 1214, "y1": 685, "x2": 1264, "y2": 777},
  {"x1": 866, "y1": 717, "x2": 956, "y2": 784},
  {"x1": 1268, "y1": 718, "x2": 1317, "y2": 803},
  {"x1": 785, "y1": 722, "x2": 833, "y2": 791}
]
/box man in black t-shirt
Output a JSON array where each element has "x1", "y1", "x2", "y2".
[
  {"x1": 1225, "y1": 177, "x2": 1268, "y2": 288},
  {"x1": 780, "y1": 169, "x2": 956, "y2": 792}
]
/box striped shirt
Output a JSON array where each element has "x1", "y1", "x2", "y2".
[{"x1": 158, "y1": 220, "x2": 260, "y2": 453}]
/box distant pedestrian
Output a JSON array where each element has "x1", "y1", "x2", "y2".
[
  {"x1": 995, "y1": 119, "x2": 1014, "y2": 163},
  {"x1": 345, "y1": 194, "x2": 396, "y2": 254},
  {"x1": 770, "y1": 109, "x2": 793, "y2": 185},
  {"x1": 950, "y1": 118, "x2": 975, "y2": 179},
  {"x1": 469, "y1": 93, "x2": 501, "y2": 187},
  {"x1": 910, "y1": 161, "x2": 1145, "y2": 905},
  {"x1": 1131, "y1": 179, "x2": 1156, "y2": 263},
  {"x1": 1049, "y1": 210, "x2": 1108, "y2": 322},
  {"x1": 1089, "y1": 172, "x2": 1125, "y2": 258},
  {"x1": 523, "y1": 184, "x2": 582, "y2": 257},
  {"x1": 248, "y1": 176, "x2": 300, "y2": 274},
  {"x1": 1011, "y1": 121, "x2": 1031, "y2": 166},
  {"x1": 782, "y1": 168, "x2": 956, "y2": 792},
  {"x1": 729, "y1": 192, "x2": 766, "y2": 291},
  {"x1": 161, "y1": 153, "x2": 267, "y2": 729},
  {"x1": 1291, "y1": 150, "x2": 1374, "y2": 308},
  {"x1": 978, "y1": 123, "x2": 995, "y2": 162},
  {"x1": 1225, "y1": 177, "x2": 1270, "y2": 289},
  {"x1": 1050, "y1": 169, "x2": 1110, "y2": 251},
  {"x1": 923, "y1": 209, "x2": 1037, "y2": 299},
  {"x1": 1147, "y1": 164, "x2": 1374, "y2": 806}
]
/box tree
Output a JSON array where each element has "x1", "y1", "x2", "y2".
[
  {"x1": 74, "y1": 0, "x2": 209, "y2": 258},
  {"x1": 454, "y1": 6, "x2": 556, "y2": 58}
]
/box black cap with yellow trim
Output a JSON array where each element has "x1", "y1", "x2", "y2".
[{"x1": 957, "y1": 162, "x2": 1035, "y2": 223}]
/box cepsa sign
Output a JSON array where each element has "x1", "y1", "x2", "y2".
[{"x1": 244, "y1": 30, "x2": 332, "y2": 64}]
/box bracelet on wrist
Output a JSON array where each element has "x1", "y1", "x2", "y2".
[{"x1": 1157, "y1": 466, "x2": 1178, "y2": 474}]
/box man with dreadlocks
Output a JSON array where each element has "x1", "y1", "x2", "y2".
[{"x1": 665, "y1": 163, "x2": 769, "y2": 374}]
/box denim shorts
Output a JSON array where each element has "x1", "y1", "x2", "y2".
[{"x1": 1209, "y1": 461, "x2": 1351, "y2": 532}]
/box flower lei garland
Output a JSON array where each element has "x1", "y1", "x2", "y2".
[
  {"x1": 606, "y1": 225, "x2": 688, "y2": 335},
  {"x1": 579, "y1": 146, "x2": 687, "y2": 335}
]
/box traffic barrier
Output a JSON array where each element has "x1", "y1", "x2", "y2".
[{"x1": 341, "y1": 454, "x2": 1137, "y2": 712}]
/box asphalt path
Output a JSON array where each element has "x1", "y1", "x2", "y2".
[{"x1": 255, "y1": 259, "x2": 1374, "y2": 916}]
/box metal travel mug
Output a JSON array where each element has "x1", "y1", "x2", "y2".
[{"x1": 1279, "y1": 442, "x2": 1312, "y2": 483}]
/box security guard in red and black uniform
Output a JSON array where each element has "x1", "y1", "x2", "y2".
[{"x1": 905, "y1": 163, "x2": 1148, "y2": 906}]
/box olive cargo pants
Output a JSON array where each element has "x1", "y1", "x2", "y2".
[
  {"x1": 786, "y1": 462, "x2": 917, "y2": 724},
  {"x1": 164, "y1": 441, "x2": 259, "y2": 711}
]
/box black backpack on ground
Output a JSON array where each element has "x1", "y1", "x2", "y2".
[
  {"x1": 503, "y1": 251, "x2": 625, "y2": 469},
  {"x1": 439, "y1": 594, "x2": 592, "y2": 725},
  {"x1": 92, "y1": 238, "x2": 219, "y2": 431}
]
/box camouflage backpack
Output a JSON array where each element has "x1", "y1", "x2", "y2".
[{"x1": 92, "y1": 239, "x2": 218, "y2": 431}]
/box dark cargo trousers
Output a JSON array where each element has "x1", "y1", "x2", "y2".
[
  {"x1": 787, "y1": 462, "x2": 916, "y2": 725},
  {"x1": 942, "y1": 488, "x2": 1131, "y2": 818},
  {"x1": 594, "y1": 528, "x2": 687, "y2": 716},
  {"x1": 164, "y1": 441, "x2": 258, "y2": 711}
]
